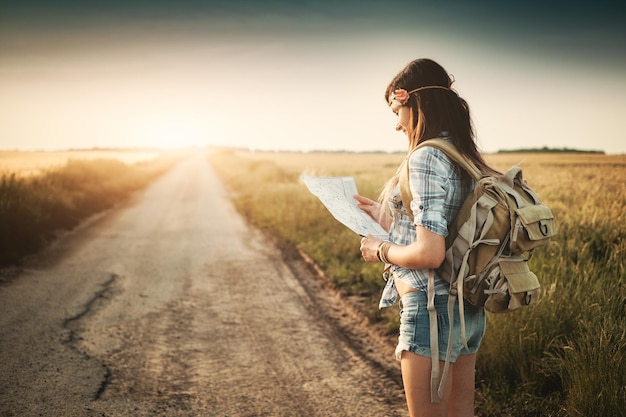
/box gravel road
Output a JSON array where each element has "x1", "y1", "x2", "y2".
[{"x1": 0, "y1": 154, "x2": 406, "y2": 416}]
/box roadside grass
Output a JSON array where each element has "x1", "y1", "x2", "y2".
[
  {"x1": 0, "y1": 149, "x2": 160, "y2": 177},
  {"x1": 208, "y1": 149, "x2": 626, "y2": 417},
  {"x1": 0, "y1": 154, "x2": 180, "y2": 268}
]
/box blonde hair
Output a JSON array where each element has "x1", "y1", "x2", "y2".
[{"x1": 378, "y1": 105, "x2": 421, "y2": 218}]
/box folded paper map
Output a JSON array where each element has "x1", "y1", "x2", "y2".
[{"x1": 301, "y1": 176, "x2": 388, "y2": 239}]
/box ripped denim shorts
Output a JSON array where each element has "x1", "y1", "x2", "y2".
[{"x1": 395, "y1": 291, "x2": 486, "y2": 362}]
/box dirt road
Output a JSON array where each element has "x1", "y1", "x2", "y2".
[{"x1": 0, "y1": 154, "x2": 406, "y2": 416}]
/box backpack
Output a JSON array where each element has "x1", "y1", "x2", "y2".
[{"x1": 398, "y1": 138, "x2": 556, "y2": 402}]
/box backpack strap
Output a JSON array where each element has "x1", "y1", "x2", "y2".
[
  {"x1": 399, "y1": 138, "x2": 483, "y2": 221},
  {"x1": 427, "y1": 269, "x2": 441, "y2": 402},
  {"x1": 417, "y1": 139, "x2": 483, "y2": 181},
  {"x1": 428, "y1": 267, "x2": 459, "y2": 403}
]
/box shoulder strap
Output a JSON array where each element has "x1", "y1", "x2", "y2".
[
  {"x1": 399, "y1": 138, "x2": 482, "y2": 220},
  {"x1": 417, "y1": 138, "x2": 482, "y2": 181}
]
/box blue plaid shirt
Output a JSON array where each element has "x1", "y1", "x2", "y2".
[{"x1": 379, "y1": 140, "x2": 474, "y2": 309}]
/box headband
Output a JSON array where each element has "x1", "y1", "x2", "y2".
[
  {"x1": 406, "y1": 86, "x2": 451, "y2": 94},
  {"x1": 390, "y1": 85, "x2": 453, "y2": 107}
]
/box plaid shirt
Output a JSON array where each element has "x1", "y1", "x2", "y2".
[{"x1": 379, "y1": 140, "x2": 474, "y2": 308}]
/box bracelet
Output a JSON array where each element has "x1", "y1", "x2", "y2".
[
  {"x1": 376, "y1": 241, "x2": 385, "y2": 262},
  {"x1": 378, "y1": 242, "x2": 392, "y2": 264},
  {"x1": 379, "y1": 242, "x2": 390, "y2": 264}
]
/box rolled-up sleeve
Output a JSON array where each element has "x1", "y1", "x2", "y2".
[{"x1": 408, "y1": 147, "x2": 452, "y2": 237}]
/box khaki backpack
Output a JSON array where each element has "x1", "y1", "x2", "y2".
[{"x1": 398, "y1": 138, "x2": 556, "y2": 402}]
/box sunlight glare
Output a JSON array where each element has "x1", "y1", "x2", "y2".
[{"x1": 131, "y1": 116, "x2": 209, "y2": 149}]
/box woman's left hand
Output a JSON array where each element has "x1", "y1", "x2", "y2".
[
  {"x1": 354, "y1": 194, "x2": 392, "y2": 232},
  {"x1": 360, "y1": 234, "x2": 383, "y2": 263}
]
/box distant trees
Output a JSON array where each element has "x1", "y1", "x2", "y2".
[{"x1": 497, "y1": 146, "x2": 605, "y2": 154}]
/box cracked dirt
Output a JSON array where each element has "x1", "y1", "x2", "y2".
[{"x1": 0, "y1": 154, "x2": 406, "y2": 416}]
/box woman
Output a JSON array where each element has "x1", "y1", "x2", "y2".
[{"x1": 356, "y1": 58, "x2": 497, "y2": 417}]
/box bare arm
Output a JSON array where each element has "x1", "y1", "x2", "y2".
[{"x1": 360, "y1": 226, "x2": 445, "y2": 270}]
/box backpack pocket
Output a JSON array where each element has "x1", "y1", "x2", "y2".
[
  {"x1": 484, "y1": 259, "x2": 541, "y2": 313},
  {"x1": 511, "y1": 204, "x2": 556, "y2": 253}
]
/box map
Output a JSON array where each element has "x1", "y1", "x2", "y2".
[{"x1": 301, "y1": 176, "x2": 388, "y2": 239}]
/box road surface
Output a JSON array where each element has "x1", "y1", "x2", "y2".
[{"x1": 0, "y1": 154, "x2": 406, "y2": 416}]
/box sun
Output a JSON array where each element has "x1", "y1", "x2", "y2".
[
  {"x1": 150, "y1": 121, "x2": 201, "y2": 149},
  {"x1": 130, "y1": 115, "x2": 212, "y2": 149}
]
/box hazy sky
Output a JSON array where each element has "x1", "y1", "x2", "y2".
[{"x1": 1, "y1": 1, "x2": 624, "y2": 153}]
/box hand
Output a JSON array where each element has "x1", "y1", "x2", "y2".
[
  {"x1": 354, "y1": 194, "x2": 391, "y2": 231},
  {"x1": 354, "y1": 194, "x2": 381, "y2": 222},
  {"x1": 360, "y1": 234, "x2": 383, "y2": 263}
]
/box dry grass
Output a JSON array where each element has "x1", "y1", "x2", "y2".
[
  {"x1": 0, "y1": 149, "x2": 164, "y2": 177},
  {"x1": 0, "y1": 151, "x2": 182, "y2": 267}
]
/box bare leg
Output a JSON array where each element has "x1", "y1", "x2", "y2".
[
  {"x1": 400, "y1": 350, "x2": 452, "y2": 417},
  {"x1": 448, "y1": 354, "x2": 477, "y2": 417}
]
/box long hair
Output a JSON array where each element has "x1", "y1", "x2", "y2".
[{"x1": 379, "y1": 58, "x2": 497, "y2": 214}]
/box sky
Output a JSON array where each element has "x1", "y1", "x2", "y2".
[{"x1": 1, "y1": 1, "x2": 625, "y2": 154}]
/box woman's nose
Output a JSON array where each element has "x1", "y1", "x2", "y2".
[{"x1": 395, "y1": 123, "x2": 403, "y2": 131}]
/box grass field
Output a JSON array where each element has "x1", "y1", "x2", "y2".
[
  {"x1": 0, "y1": 149, "x2": 163, "y2": 177},
  {"x1": 0, "y1": 149, "x2": 182, "y2": 268},
  {"x1": 208, "y1": 149, "x2": 626, "y2": 417}
]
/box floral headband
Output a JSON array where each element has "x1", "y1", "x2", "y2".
[{"x1": 390, "y1": 85, "x2": 452, "y2": 107}]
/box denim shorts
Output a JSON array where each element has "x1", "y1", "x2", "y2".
[{"x1": 395, "y1": 291, "x2": 486, "y2": 362}]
